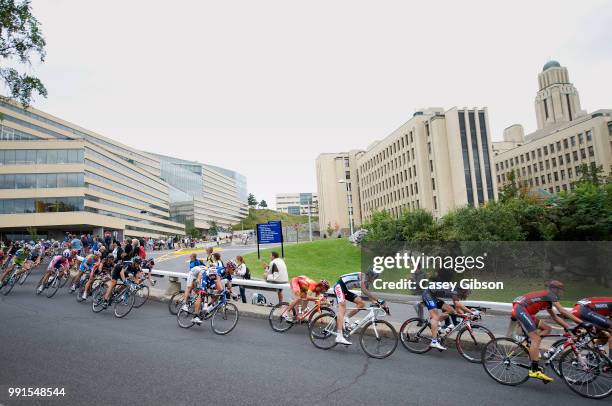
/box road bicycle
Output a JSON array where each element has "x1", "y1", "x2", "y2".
[
  {"x1": 17, "y1": 261, "x2": 34, "y2": 285},
  {"x1": 132, "y1": 277, "x2": 156, "y2": 308},
  {"x1": 168, "y1": 290, "x2": 195, "y2": 315},
  {"x1": 177, "y1": 289, "x2": 239, "y2": 335},
  {"x1": 399, "y1": 309, "x2": 494, "y2": 363},
  {"x1": 0, "y1": 264, "x2": 25, "y2": 296},
  {"x1": 268, "y1": 296, "x2": 335, "y2": 333},
  {"x1": 308, "y1": 302, "x2": 398, "y2": 359},
  {"x1": 37, "y1": 267, "x2": 71, "y2": 298},
  {"x1": 482, "y1": 323, "x2": 611, "y2": 399},
  {"x1": 91, "y1": 280, "x2": 137, "y2": 318},
  {"x1": 76, "y1": 271, "x2": 111, "y2": 302}
]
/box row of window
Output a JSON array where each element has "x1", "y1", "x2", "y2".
[
  {"x1": 498, "y1": 147, "x2": 595, "y2": 178},
  {"x1": 84, "y1": 207, "x2": 184, "y2": 233},
  {"x1": 85, "y1": 161, "x2": 167, "y2": 203},
  {"x1": 85, "y1": 170, "x2": 167, "y2": 207},
  {"x1": 0, "y1": 148, "x2": 84, "y2": 165},
  {"x1": 363, "y1": 183, "x2": 420, "y2": 212},
  {"x1": 0, "y1": 197, "x2": 84, "y2": 214},
  {"x1": 87, "y1": 184, "x2": 168, "y2": 214},
  {"x1": 497, "y1": 131, "x2": 593, "y2": 171},
  {"x1": 0, "y1": 124, "x2": 41, "y2": 141},
  {"x1": 498, "y1": 165, "x2": 587, "y2": 186},
  {"x1": 0, "y1": 173, "x2": 84, "y2": 189}
]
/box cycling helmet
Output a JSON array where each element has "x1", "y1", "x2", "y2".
[
  {"x1": 93, "y1": 251, "x2": 101, "y2": 257},
  {"x1": 319, "y1": 279, "x2": 330, "y2": 291},
  {"x1": 546, "y1": 280, "x2": 565, "y2": 290},
  {"x1": 225, "y1": 260, "x2": 236, "y2": 272},
  {"x1": 62, "y1": 249, "x2": 71, "y2": 258},
  {"x1": 70, "y1": 249, "x2": 78, "y2": 256},
  {"x1": 132, "y1": 257, "x2": 142, "y2": 265}
]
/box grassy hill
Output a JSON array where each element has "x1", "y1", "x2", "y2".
[
  {"x1": 242, "y1": 238, "x2": 360, "y2": 282},
  {"x1": 233, "y1": 208, "x2": 316, "y2": 231}
]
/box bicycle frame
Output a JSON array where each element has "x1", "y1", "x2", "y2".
[{"x1": 343, "y1": 305, "x2": 388, "y2": 338}]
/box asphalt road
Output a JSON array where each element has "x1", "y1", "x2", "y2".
[{"x1": 0, "y1": 266, "x2": 597, "y2": 406}]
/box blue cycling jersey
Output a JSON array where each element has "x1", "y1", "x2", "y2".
[
  {"x1": 189, "y1": 259, "x2": 204, "y2": 269},
  {"x1": 80, "y1": 259, "x2": 95, "y2": 271}
]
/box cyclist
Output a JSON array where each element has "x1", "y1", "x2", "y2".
[
  {"x1": 191, "y1": 266, "x2": 224, "y2": 324},
  {"x1": 421, "y1": 285, "x2": 477, "y2": 351},
  {"x1": 512, "y1": 280, "x2": 583, "y2": 382},
  {"x1": 30, "y1": 240, "x2": 45, "y2": 267},
  {"x1": 102, "y1": 257, "x2": 141, "y2": 308},
  {"x1": 181, "y1": 253, "x2": 206, "y2": 312},
  {"x1": 333, "y1": 268, "x2": 383, "y2": 345},
  {"x1": 71, "y1": 253, "x2": 99, "y2": 293},
  {"x1": 1, "y1": 244, "x2": 31, "y2": 286},
  {"x1": 572, "y1": 296, "x2": 612, "y2": 354},
  {"x1": 80, "y1": 253, "x2": 113, "y2": 300},
  {"x1": 37, "y1": 249, "x2": 72, "y2": 294},
  {"x1": 284, "y1": 275, "x2": 330, "y2": 324}
]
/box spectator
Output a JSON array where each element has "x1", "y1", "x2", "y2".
[
  {"x1": 263, "y1": 251, "x2": 288, "y2": 303},
  {"x1": 235, "y1": 255, "x2": 250, "y2": 303},
  {"x1": 123, "y1": 239, "x2": 133, "y2": 258},
  {"x1": 130, "y1": 239, "x2": 140, "y2": 259},
  {"x1": 111, "y1": 241, "x2": 123, "y2": 260},
  {"x1": 71, "y1": 235, "x2": 83, "y2": 254}
]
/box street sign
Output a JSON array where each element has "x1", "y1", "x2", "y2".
[{"x1": 256, "y1": 220, "x2": 284, "y2": 259}]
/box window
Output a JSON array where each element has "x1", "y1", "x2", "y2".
[
  {"x1": 543, "y1": 146, "x2": 548, "y2": 155},
  {"x1": 563, "y1": 139, "x2": 569, "y2": 149},
  {"x1": 573, "y1": 151, "x2": 578, "y2": 161},
  {"x1": 578, "y1": 133, "x2": 584, "y2": 144},
  {"x1": 550, "y1": 143, "x2": 555, "y2": 153},
  {"x1": 588, "y1": 146, "x2": 594, "y2": 157},
  {"x1": 556, "y1": 141, "x2": 561, "y2": 150},
  {"x1": 570, "y1": 136, "x2": 576, "y2": 147},
  {"x1": 552, "y1": 158, "x2": 556, "y2": 167},
  {"x1": 559, "y1": 155, "x2": 564, "y2": 165},
  {"x1": 580, "y1": 149, "x2": 586, "y2": 159},
  {"x1": 586, "y1": 130, "x2": 592, "y2": 141},
  {"x1": 431, "y1": 178, "x2": 436, "y2": 190},
  {"x1": 537, "y1": 148, "x2": 542, "y2": 158},
  {"x1": 560, "y1": 169, "x2": 565, "y2": 179},
  {"x1": 568, "y1": 168, "x2": 573, "y2": 178}
]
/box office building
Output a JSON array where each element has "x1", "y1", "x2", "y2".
[
  {"x1": 0, "y1": 98, "x2": 247, "y2": 240},
  {"x1": 357, "y1": 107, "x2": 497, "y2": 222},
  {"x1": 315, "y1": 150, "x2": 364, "y2": 236},
  {"x1": 493, "y1": 61, "x2": 612, "y2": 194},
  {"x1": 156, "y1": 154, "x2": 248, "y2": 230},
  {"x1": 275, "y1": 192, "x2": 318, "y2": 216}
]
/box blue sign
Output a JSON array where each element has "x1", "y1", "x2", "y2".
[{"x1": 257, "y1": 221, "x2": 282, "y2": 244}]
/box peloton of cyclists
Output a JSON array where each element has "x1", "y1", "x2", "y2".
[{"x1": 37, "y1": 249, "x2": 72, "y2": 294}]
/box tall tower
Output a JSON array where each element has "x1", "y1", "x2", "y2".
[{"x1": 534, "y1": 60, "x2": 583, "y2": 130}]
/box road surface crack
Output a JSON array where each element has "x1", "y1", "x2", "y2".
[{"x1": 315, "y1": 358, "x2": 370, "y2": 403}]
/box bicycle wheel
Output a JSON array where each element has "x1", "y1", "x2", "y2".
[
  {"x1": 76, "y1": 283, "x2": 87, "y2": 302},
  {"x1": 399, "y1": 318, "x2": 433, "y2": 354},
  {"x1": 3, "y1": 273, "x2": 17, "y2": 296},
  {"x1": 481, "y1": 337, "x2": 530, "y2": 386},
  {"x1": 46, "y1": 274, "x2": 62, "y2": 298},
  {"x1": 133, "y1": 285, "x2": 149, "y2": 308},
  {"x1": 455, "y1": 324, "x2": 495, "y2": 363},
  {"x1": 360, "y1": 320, "x2": 398, "y2": 359},
  {"x1": 177, "y1": 308, "x2": 195, "y2": 328},
  {"x1": 307, "y1": 306, "x2": 335, "y2": 328},
  {"x1": 18, "y1": 268, "x2": 31, "y2": 285},
  {"x1": 113, "y1": 290, "x2": 135, "y2": 318},
  {"x1": 268, "y1": 302, "x2": 296, "y2": 333},
  {"x1": 308, "y1": 313, "x2": 338, "y2": 350},
  {"x1": 168, "y1": 291, "x2": 185, "y2": 315},
  {"x1": 35, "y1": 274, "x2": 46, "y2": 295},
  {"x1": 211, "y1": 303, "x2": 239, "y2": 335},
  {"x1": 92, "y1": 287, "x2": 106, "y2": 313},
  {"x1": 547, "y1": 338, "x2": 568, "y2": 377},
  {"x1": 559, "y1": 346, "x2": 612, "y2": 399},
  {"x1": 59, "y1": 272, "x2": 70, "y2": 288}
]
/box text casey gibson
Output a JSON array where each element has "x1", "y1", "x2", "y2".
[{"x1": 373, "y1": 278, "x2": 504, "y2": 291}]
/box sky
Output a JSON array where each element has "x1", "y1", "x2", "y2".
[{"x1": 19, "y1": 0, "x2": 612, "y2": 208}]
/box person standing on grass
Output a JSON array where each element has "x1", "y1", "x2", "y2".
[{"x1": 263, "y1": 251, "x2": 288, "y2": 303}]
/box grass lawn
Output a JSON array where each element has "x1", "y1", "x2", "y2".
[{"x1": 242, "y1": 238, "x2": 360, "y2": 282}]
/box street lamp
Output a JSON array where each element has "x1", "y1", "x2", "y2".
[{"x1": 337, "y1": 179, "x2": 354, "y2": 236}]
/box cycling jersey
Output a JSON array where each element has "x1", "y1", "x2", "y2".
[
  {"x1": 290, "y1": 275, "x2": 317, "y2": 295},
  {"x1": 48, "y1": 255, "x2": 69, "y2": 270},
  {"x1": 572, "y1": 297, "x2": 612, "y2": 330},
  {"x1": 13, "y1": 249, "x2": 30, "y2": 265},
  {"x1": 512, "y1": 290, "x2": 559, "y2": 315},
  {"x1": 199, "y1": 268, "x2": 219, "y2": 290},
  {"x1": 79, "y1": 255, "x2": 97, "y2": 272},
  {"x1": 338, "y1": 272, "x2": 362, "y2": 289}
]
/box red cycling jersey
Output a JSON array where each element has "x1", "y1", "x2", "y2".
[
  {"x1": 290, "y1": 275, "x2": 317, "y2": 295},
  {"x1": 572, "y1": 297, "x2": 612, "y2": 318},
  {"x1": 512, "y1": 290, "x2": 559, "y2": 315}
]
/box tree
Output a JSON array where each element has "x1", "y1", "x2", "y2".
[
  {"x1": 0, "y1": 0, "x2": 47, "y2": 107},
  {"x1": 363, "y1": 210, "x2": 399, "y2": 241},
  {"x1": 326, "y1": 222, "x2": 334, "y2": 238},
  {"x1": 208, "y1": 220, "x2": 219, "y2": 236},
  {"x1": 575, "y1": 163, "x2": 605, "y2": 186},
  {"x1": 259, "y1": 200, "x2": 268, "y2": 209},
  {"x1": 184, "y1": 221, "x2": 201, "y2": 239},
  {"x1": 247, "y1": 193, "x2": 257, "y2": 208}
]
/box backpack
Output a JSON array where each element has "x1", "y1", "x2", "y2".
[{"x1": 244, "y1": 265, "x2": 251, "y2": 280}]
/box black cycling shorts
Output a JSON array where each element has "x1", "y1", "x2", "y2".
[
  {"x1": 334, "y1": 279, "x2": 358, "y2": 304},
  {"x1": 111, "y1": 267, "x2": 123, "y2": 281},
  {"x1": 422, "y1": 289, "x2": 445, "y2": 311},
  {"x1": 579, "y1": 306, "x2": 612, "y2": 330}
]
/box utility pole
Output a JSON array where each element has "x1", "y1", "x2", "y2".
[{"x1": 307, "y1": 198, "x2": 313, "y2": 242}]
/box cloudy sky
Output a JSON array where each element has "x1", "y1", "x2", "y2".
[{"x1": 23, "y1": 0, "x2": 612, "y2": 207}]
